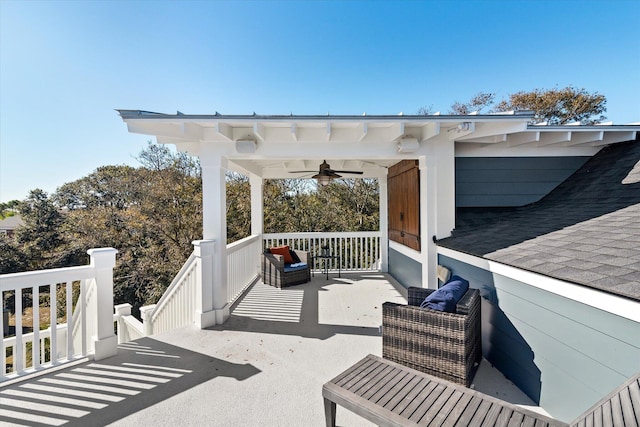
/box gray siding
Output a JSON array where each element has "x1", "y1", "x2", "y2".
[
  {"x1": 456, "y1": 157, "x2": 589, "y2": 207},
  {"x1": 439, "y1": 254, "x2": 640, "y2": 423},
  {"x1": 388, "y1": 248, "x2": 422, "y2": 289}
]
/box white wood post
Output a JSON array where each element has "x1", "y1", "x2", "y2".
[
  {"x1": 250, "y1": 173, "x2": 264, "y2": 237},
  {"x1": 192, "y1": 240, "x2": 216, "y2": 328},
  {"x1": 139, "y1": 305, "x2": 155, "y2": 336},
  {"x1": 379, "y1": 173, "x2": 389, "y2": 272},
  {"x1": 250, "y1": 173, "x2": 264, "y2": 277},
  {"x1": 114, "y1": 303, "x2": 132, "y2": 343},
  {"x1": 419, "y1": 157, "x2": 438, "y2": 289},
  {"x1": 87, "y1": 247, "x2": 118, "y2": 360},
  {"x1": 435, "y1": 139, "x2": 456, "y2": 239},
  {"x1": 200, "y1": 153, "x2": 229, "y2": 325}
]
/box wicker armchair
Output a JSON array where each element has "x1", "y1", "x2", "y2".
[
  {"x1": 261, "y1": 249, "x2": 311, "y2": 288},
  {"x1": 382, "y1": 287, "x2": 481, "y2": 387}
]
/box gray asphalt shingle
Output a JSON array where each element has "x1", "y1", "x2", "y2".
[{"x1": 439, "y1": 139, "x2": 640, "y2": 302}]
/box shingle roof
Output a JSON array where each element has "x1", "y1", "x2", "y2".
[{"x1": 438, "y1": 138, "x2": 640, "y2": 302}]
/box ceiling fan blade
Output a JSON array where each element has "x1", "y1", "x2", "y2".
[
  {"x1": 289, "y1": 170, "x2": 316, "y2": 173},
  {"x1": 333, "y1": 170, "x2": 364, "y2": 174}
]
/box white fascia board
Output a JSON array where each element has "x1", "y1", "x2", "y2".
[
  {"x1": 437, "y1": 247, "x2": 640, "y2": 323},
  {"x1": 455, "y1": 141, "x2": 601, "y2": 157}
]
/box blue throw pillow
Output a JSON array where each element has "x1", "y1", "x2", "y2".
[
  {"x1": 420, "y1": 275, "x2": 470, "y2": 313},
  {"x1": 283, "y1": 262, "x2": 308, "y2": 273}
]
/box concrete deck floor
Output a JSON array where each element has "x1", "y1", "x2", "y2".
[{"x1": 0, "y1": 273, "x2": 548, "y2": 426}]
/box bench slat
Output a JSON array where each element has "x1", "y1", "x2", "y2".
[{"x1": 323, "y1": 355, "x2": 568, "y2": 427}]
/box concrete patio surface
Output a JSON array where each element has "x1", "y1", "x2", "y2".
[{"x1": 0, "y1": 273, "x2": 547, "y2": 426}]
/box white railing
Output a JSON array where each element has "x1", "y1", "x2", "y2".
[
  {"x1": 263, "y1": 231, "x2": 381, "y2": 272},
  {"x1": 227, "y1": 234, "x2": 261, "y2": 304},
  {"x1": 139, "y1": 252, "x2": 198, "y2": 336},
  {"x1": 0, "y1": 248, "x2": 117, "y2": 382},
  {"x1": 114, "y1": 304, "x2": 144, "y2": 344}
]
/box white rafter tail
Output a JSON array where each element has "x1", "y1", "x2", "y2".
[
  {"x1": 563, "y1": 131, "x2": 604, "y2": 146},
  {"x1": 420, "y1": 122, "x2": 440, "y2": 142},
  {"x1": 291, "y1": 123, "x2": 298, "y2": 142},
  {"x1": 358, "y1": 123, "x2": 368, "y2": 141},
  {"x1": 326, "y1": 123, "x2": 332, "y2": 141},
  {"x1": 507, "y1": 131, "x2": 541, "y2": 147},
  {"x1": 592, "y1": 131, "x2": 637, "y2": 147},
  {"x1": 538, "y1": 131, "x2": 571, "y2": 146},
  {"x1": 390, "y1": 122, "x2": 405, "y2": 141},
  {"x1": 253, "y1": 123, "x2": 265, "y2": 142},
  {"x1": 215, "y1": 122, "x2": 233, "y2": 141}
]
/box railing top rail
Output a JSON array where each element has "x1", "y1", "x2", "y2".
[
  {"x1": 0, "y1": 265, "x2": 95, "y2": 291},
  {"x1": 263, "y1": 231, "x2": 381, "y2": 239},
  {"x1": 227, "y1": 234, "x2": 261, "y2": 252}
]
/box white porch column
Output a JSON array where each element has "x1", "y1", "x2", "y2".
[
  {"x1": 250, "y1": 173, "x2": 264, "y2": 236},
  {"x1": 419, "y1": 157, "x2": 438, "y2": 289},
  {"x1": 88, "y1": 247, "x2": 118, "y2": 360},
  {"x1": 434, "y1": 140, "x2": 456, "y2": 238},
  {"x1": 200, "y1": 153, "x2": 229, "y2": 324},
  {"x1": 379, "y1": 174, "x2": 389, "y2": 272}
]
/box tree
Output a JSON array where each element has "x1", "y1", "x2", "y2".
[
  {"x1": 494, "y1": 86, "x2": 607, "y2": 124},
  {"x1": 16, "y1": 189, "x2": 67, "y2": 270},
  {"x1": 444, "y1": 86, "x2": 607, "y2": 125},
  {"x1": 449, "y1": 92, "x2": 496, "y2": 115}
]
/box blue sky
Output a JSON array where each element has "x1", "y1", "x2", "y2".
[{"x1": 1, "y1": 0, "x2": 639, "y2": 203}]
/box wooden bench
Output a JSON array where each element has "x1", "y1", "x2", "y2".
[{"x1": 322, "y1": 354, "x2": 567, "y2": 427}]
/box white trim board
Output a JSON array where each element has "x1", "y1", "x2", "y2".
[
  {"x1": 389, "y1": 241, "x2": 422, "y2": 263},
  {"x1": 437, "y1": 246, "x2": 640, "y2": 323}
]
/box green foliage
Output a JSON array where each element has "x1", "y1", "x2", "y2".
[
  {"x1": 5, "y1": 142, "x2": 381, "y2": 317},
  {"x1": 263, "y1": 178, "x2": 379, "y2": 233},
  {"x1": 226, "y1": 172, "x2": 251, "y2": 243},
  {"x1": 16, "y1": 189, "x2": 67, "y2": 270},
  {"x1": 0, "y1": 200, "x2": 19, "y2": 219},
  {"x1": 0, "y1": 234, "x2": 28, "y2": 274}
]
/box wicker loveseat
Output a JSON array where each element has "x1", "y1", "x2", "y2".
[
  {"x1": 382, "y1": 286, "x2": 481, "y2": 387},
  {"x1": 261, "y1": 248, "x2": 311, "y2": 288}
]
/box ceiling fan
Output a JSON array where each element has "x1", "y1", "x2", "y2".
[{"x1": 289, "y1": 160, "x2": 363, "y2": 186}]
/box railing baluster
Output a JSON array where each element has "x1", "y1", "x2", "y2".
[
  {"x1": 80, "y1": 279, "x2": 87, "y2": 356},
  {"x1": 33, "y1": 286, "x2": 40, "y2": 369},
  {"x1": 15, "y1": 288, "x2": 23, "y2": 373},
  {"x1": 50, "y1": 284, "x2": 57, "y2": 365},
  {"x1": 66, "y1": 281, "x2": 73, "y2": 359}
]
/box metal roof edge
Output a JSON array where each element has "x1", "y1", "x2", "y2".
[{"x1": 115, "y1": 109, "x2": 535, "y2": 122}]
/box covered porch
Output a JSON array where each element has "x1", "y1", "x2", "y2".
[{"x1": 117, "y1": 110, "x2": 546, "y2": 328}]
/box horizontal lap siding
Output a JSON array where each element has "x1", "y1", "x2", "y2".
[
  {"x1": 456, "y1": 157, "x2": 589, "y2": 207},
  {"x1": 438, "y1": 254, "x2": 640, "y2": 423}
]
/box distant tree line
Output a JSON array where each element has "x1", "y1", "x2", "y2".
[
  {"x1": 419, "y1": 85, "x2": 607, "y2": 125},
  {"x1": 1, "y1": 142, "x2": 379, "y2": 316}
]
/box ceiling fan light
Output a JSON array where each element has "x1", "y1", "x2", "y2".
[{"x1": 317, "y1": 175, "x2": 331, "y2": 186}]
